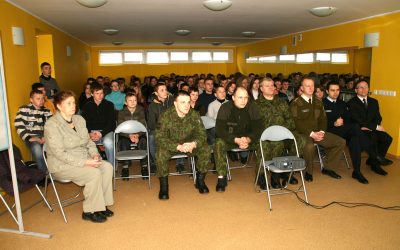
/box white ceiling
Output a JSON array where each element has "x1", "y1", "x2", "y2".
[{"x1": 7, "y1": 0, "x2": 400, "y2": 46}]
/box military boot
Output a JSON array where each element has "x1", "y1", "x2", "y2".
[
  {"x1": 158, "y1": 177, "x2": 169, "y2": 200},
  {"x1": 216, "y1": 176, "x2": 227, "y2": 192},
  {"x1": 195, "y1": 172, "x2": 209, "y2": 194}
]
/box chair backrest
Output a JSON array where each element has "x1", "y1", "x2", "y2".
[
  {"x1": 259, "y1": 125, "x2": 299, "y2": 157},
  {"x1": 115, "y1": 120, "x2": 147, "y2": 134},
  {"x1": 260, "y1": 125, "x2": 294, "y2": 141},
  {"x1": 201, "y1": 116, "x2": 216, "y2": 130}
]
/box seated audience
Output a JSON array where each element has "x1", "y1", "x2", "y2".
[
  {"x1": 189, "y1": 87, "x2": 205, "y2": 115},
  {"x1": 81, "y1": 83, "x2": 116, "y2": 168},
  {"x1": 117, "y1": 93, "x2": 147, "y2": 180},
  {"x1": 225, "y1": 82, "x2": 236, "y2": 100},
  {"x1": 347, "y1": 80, "x2": 393, "y2": 175},
  {"x1": 155, "y1": 91, "x2": 212, "y2": 199},
  {"x1": 214, "y1": 87, "x2": 262, "y2": 192},
  {"x1": 315, "y1": 84, "x2": 325, "y2": 101},
  {"x1": 290, "y1": 77, "x2": 345, "y2": 182},
  {"x1": 248, "y1": 78, "x2": 260, "y2": 101},
  {"x1": 281, "y1": 79, "x2": 294, "y2": 102},
  {"x1": 14, "y1": 89, "x2": 52, "y2": 173},
  {"x1": 44, "y1": 91, "x2": 113, "y2": 223},
  {"x1": 198, "y1": 77, "x2": 216, "y2": 113},
  {"x1": 78, "y1": 82, "x2": 93, "y2": 111},
  {"x1": 31, "y1": 82, "x2": 56, "y2": 114}
]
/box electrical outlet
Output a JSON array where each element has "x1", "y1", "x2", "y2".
[{"x1": 373, "y1": 90, "x2": 397, "y2": 96}]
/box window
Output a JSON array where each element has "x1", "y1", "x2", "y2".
[
  {"x1": 213, "y1": 51, "x2": 229, "y2": 61},
  {"x1": 124, "y1": 52, "x2": 143, "y2": 63},
  {"x1": 146, "y1": 51, "x2": 169, "y2": 64},
  {"x1": 246, "y1": 57, "x2": 258, "y2": 63},
  {"x1": 170, "y1": 51, "x2": 189, "y2": 62},
  {"x1": 279, "y1": 54, "x2": 295, "y2": 62},
  {"x1": 296, "y1": 53, "x2": 314, "y2": 63},
  {"x1": 331, "y1": 53, "x2": 348, "y2": 63},
  {"x1": 192, "y1": 51, "x2": 212, "y2": 62},
  {"x1": 316, "y1": 53, "x2": 331, "y2": 62},
  {"x1": 99, "y1": 51, "x2": 122, "y2": 65},
  {"x1": 259, "y1": 56, "x2": 277, "y2": 63}
]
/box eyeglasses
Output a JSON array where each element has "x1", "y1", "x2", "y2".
[{"x1": 356, "y1": 86, "x2": 369, "y2": 89}]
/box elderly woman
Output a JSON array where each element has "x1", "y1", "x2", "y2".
[{"x1": 44, "y1": 91, "x2": 114, "y2": 223}]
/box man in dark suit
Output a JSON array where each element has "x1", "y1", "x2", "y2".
[
  {"x1": 347, "y1": 80, "x2": 393, "y2": 176},
  {"x1": 323, "y1": 82, "x2": 368, "y2": 184}
]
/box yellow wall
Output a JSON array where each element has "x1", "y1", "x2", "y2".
[
  {"x1": 237, "y1": 12, "x2": 400, "y2": 156},
  {"x1": 0, "y1": 1, "x2": 91, "y2": 158},
  {"x1": 36, "y1": 34, "x2": 56, "y2": 77},
  {"x1": 91, "y1": 46, "x2": 238, "y2": 80},
  {"x1": 353, "y1": 48, "x2": 372, "y2": 76}
]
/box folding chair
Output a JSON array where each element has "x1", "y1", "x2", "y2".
[
  {"x1": 168, "y1": 154, "x2": 197, "y2": 184},
  {"x1": 314, "y1": 144, "x2": 350, "y2": 170},
  {"x1": 255, "y1": 125, "x2": 308, "y2": 211},
  {"x1": 43, "y1": 144, "x2": 83, "y2": 223},
  {"x1": 113, "y1": 120, "x2": 151, "y2": 190}
]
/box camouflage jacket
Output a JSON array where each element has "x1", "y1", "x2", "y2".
[
  {"x1": 155, "y1": 107, "x2": 207, "y2": 152},
  {"x1": 254, "y1": 95, "x2": 295, "y2": 131}
]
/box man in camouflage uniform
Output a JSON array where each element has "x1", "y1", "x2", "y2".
[
  {"x1": 156, "y1": 91, "x2": 211, "y2": 200},
  {"x1": 290, "y1": 77, "x2": 345, "y2": 182},
  {"x1": 214, "y1": 87, "x2": 263, "y2": 192},
  {"x1": 254, "y1": 78, "x2": 306, "y2": 189}
]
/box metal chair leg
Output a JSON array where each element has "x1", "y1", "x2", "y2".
[
  {"x1": 343, "y1": 150, "x2": 350, "y2": 169},
  {"x1": 49, "y1": 175, "x2": 68, "y2": 223},
  {"x1": 299, "y1": 171, "x2": 309, "y2": 203}
]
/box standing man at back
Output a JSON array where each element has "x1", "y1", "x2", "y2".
[
  {"x1": 290, "y1": 77, "x2": 345, "y2": 182},
  {"x1": 39, "y1": 62, "x2": 60, "y2": 100}
]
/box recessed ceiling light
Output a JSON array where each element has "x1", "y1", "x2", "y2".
[
  {"x1": 211, "y1": 42, "x2": 222, "y2": 46},
  {"x1": 163, "y1": 41, "x2": 174, "y2": 46},
  {"x1": 112, "y1": 41, "x2": 123, "y2": 46},
  {"x1": 76, "y1": 0, "x2": 107, "y2": 8},
  {"x1": 309, "y1": 7, "x2": 337, "y2": 17},
  {"x1": 175, "y1": 29, "x2": 191, "y2": 36},
  {"x1": 103, "y1": 28, "x2": 119, "y2": 35},
  {"x1": 241, "y1": 31, "x2": 256, "y2": 37},
  {"x1": 203, "y1": 0, "x2": 232, "y2": 11}
]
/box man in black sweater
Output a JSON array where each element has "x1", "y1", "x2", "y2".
[
  {"x1": 81, "y1": 83, "x2": 116, "y2": 168},
  {"x1": 198, "y1": 77, "x2": 216, "y2": 114},
  {"x1": 323, "y1": 82, "x2": 369, "y2": 184},
  {"x1": 214, "y1": 87, "x2": 262, "y2": 192},
  {"x1": 347, "y1": 80, "x2": 393, "y2": 176}
]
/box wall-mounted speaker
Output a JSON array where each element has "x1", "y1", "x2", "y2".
[
  {"x1": 364, "y1": 32, "x2": 379, "y2": 47},
  {"x1": 66, "y1": 46, "x2": 72, "y2": 57},
  {"x1": 292, "y1": 35, "x2": 297, "y2": 46},
  {"x1": 12, "y1": 27, "x2": 24, "y2": 46},
  {"x1": 244, "y1": 51, "x2": 249, "y2": 59},
  {"x1": 280, "y1": 45, "x2": 287, "y2": 55}
]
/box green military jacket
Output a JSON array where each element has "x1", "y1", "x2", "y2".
[
  {"x1": 255, "y1": 95, "x2": 295, "y2": 131},
  {"x1": 156, "y1": 107, "x2": 207, "y2": 152},
  {"x1": 290, "y1": 96, "x2": 327, "y2": 135}
]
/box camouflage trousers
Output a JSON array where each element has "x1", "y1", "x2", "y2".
[
  {"x1": 156, "y1": 143, "x2": 212, "y2": 177},
  {"x1": 214, "y1": 138, "x2": 258, "y2": 176},
  {"x1": 256, "y1": 131, "x2": 306, "y2": 174}
]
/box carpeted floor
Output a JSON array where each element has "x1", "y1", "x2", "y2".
[{"x1": 1, "y1": 156, "x2": 400, "y2": 249}]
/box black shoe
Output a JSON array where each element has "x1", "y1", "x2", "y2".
[
  {"x1": 229, "y1": 152, "x2": 238, "y2": 162},
  {"x1": 305, "y1": 172, "x2": 313, "y2": 182},
  {"x1": 352, "y1": 171, "x2": 369, "y2": 184},
  {"x1": 240, "y1": 156, "x2": 248, "y2": 164},
  {"x1": 100, "y1": 208, "x2": 114, "y2": 218},
  {"x1": 270, "y1": 175, "x2": 282, "y2": 189},
  {"x1": 371, "y1": 165, "x2": 387, "y2": 176},
  {"x1": 176, "y1": 164, "x2": 185, "y2": 173},
  {"x1": 321, "y1": 169, "x2": 342, "y2": 179},
  {"x1": 216, "y1": 176, "x2": 227, "y2": 192},
  {"x1": 158, "y1": 177, "x2": 169, "y2": 200},
  {"x1": 121, "y1": 168, "x2": 129, "y2": 181},
  {"x1": 281, "y1": 173, "x2": 298, "y2": 186},
  {"x1": 195, "y1": 172, "x2": 209, "y2": 194},
  {"x1": 141, "y1": 166, "x2": 149, "y2": 180},
  {"x1": 377, "y1": 156, "x2": 393, "y2": 166},
  {"x1": 257, "y1": 175, "x2": 267, "y2": 190},
  {"x1": 82, "y1": 212, "x2": 107, "y2": 223}
]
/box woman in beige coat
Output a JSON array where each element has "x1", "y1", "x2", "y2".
[{"x1": 44, "y1": 90, "x2": 114, "y2": 223}]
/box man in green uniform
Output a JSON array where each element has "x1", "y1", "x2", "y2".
[
  {"x1": 214, "y1": 87, "x2": 263, "y2": 192},
  {"x1": 254, "y1": 78, "x2": 306, "y2": 189},
  {"x1": 156, "y1": 91, "x2": 211, "y2": 200},
  {"x1": 290, "y1": 77, "x2": 345, "y2": 182}
]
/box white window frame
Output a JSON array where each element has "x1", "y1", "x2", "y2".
[
  {"x1": 191, "y1": 50, "x2": 213, "y2": 63},
  {"x1": 331, "y1": 52, "x2": 348, "y2": 64},
  {"x1": 169, "y1": 50, "x2": 190, "y2": 63},
  {"x1": 146, "y1": 50, "x2": 170, "y2": 64},
  {"x1": 296, "y1": 53, "x2": 314, "y2": 64},
  {"x1": 99, "y1": 51, "x2": 123, "y2": 65},
  {"x1": 123, "y1": 50, "x2": 144, "y2": 64},
  {"x1": 278, "y1": 54, "x2": 296, "y2": 62},
  {"x1": 212, "y1": 50, "x2": 233, "y2": 63}
]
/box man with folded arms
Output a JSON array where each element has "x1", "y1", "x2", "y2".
[{"x1": 290, "y1": 77, "x2": 345, "y2": 182}]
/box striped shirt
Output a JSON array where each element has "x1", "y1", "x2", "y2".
[{"x1": 14, "y1": 104, "x2": 52, "y2": 142}]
